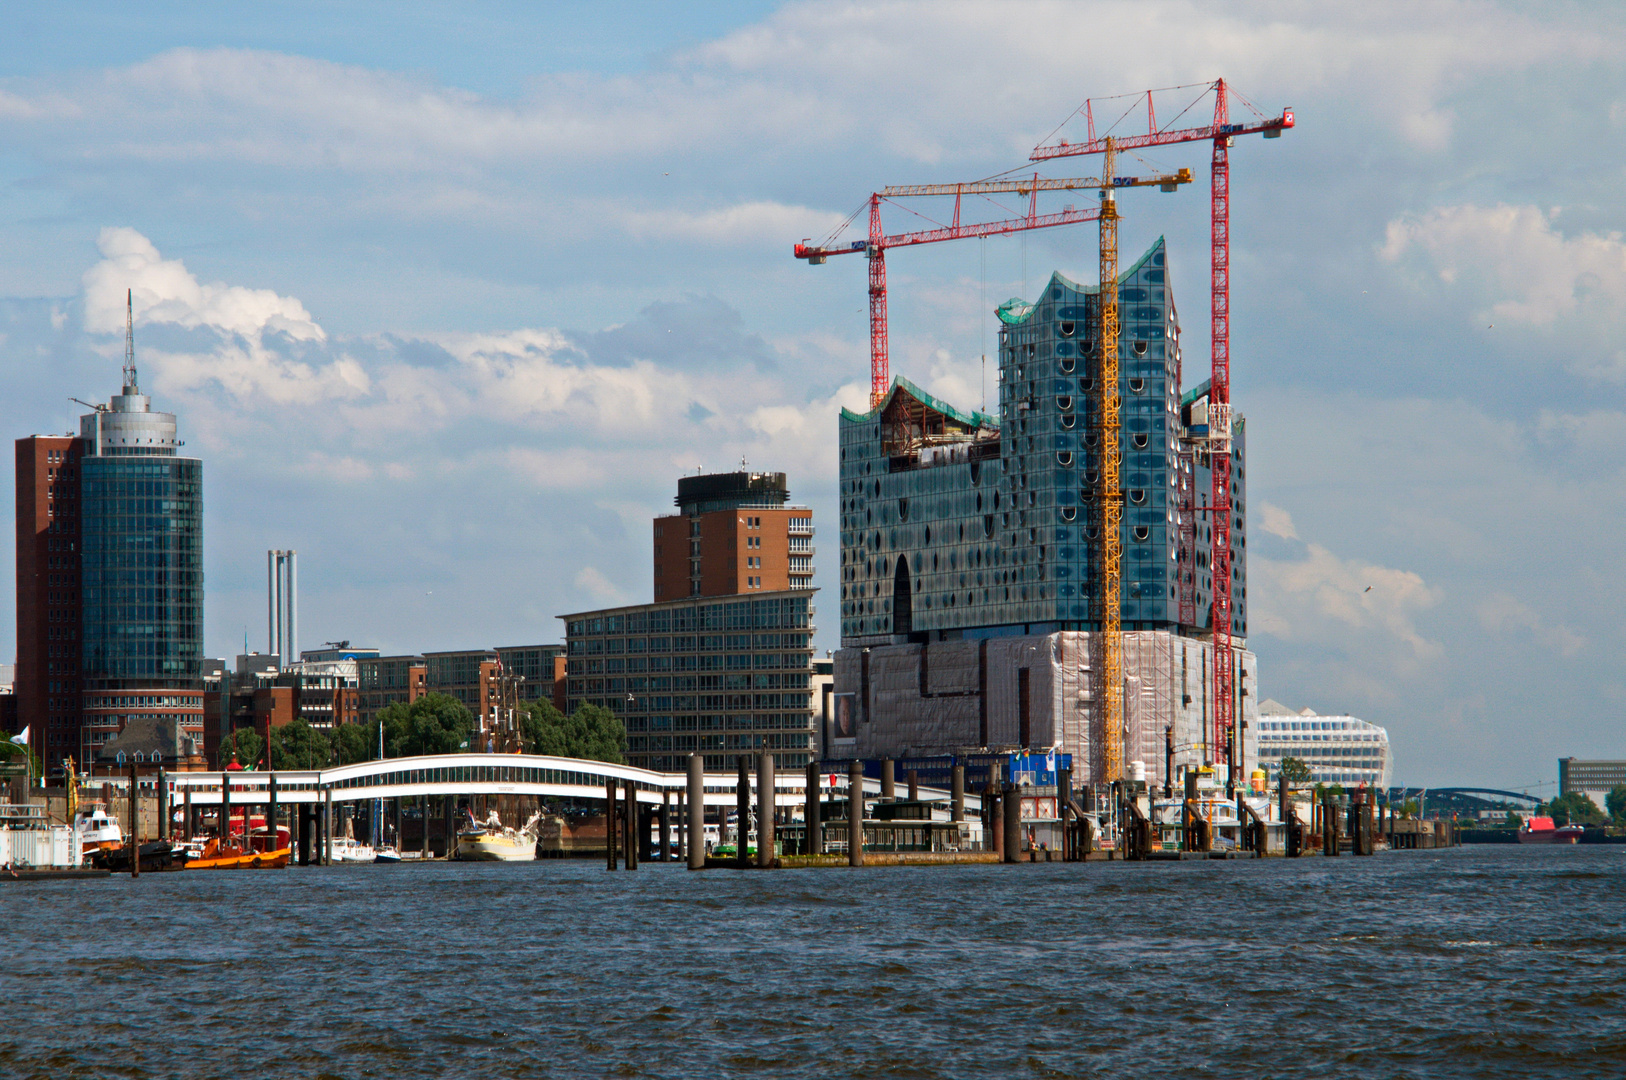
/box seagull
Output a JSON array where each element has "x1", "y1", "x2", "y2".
[{"x1": 1364, "y1": 586, "x2": 1372, "y2": 593}]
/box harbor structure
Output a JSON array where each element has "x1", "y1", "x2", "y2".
[
  {"x1": 831, "y1": 242, "x2": 1253, "y2": 787},
  {"x1": 1253, "y1": 699, "x2": 1393, "y2": 789},
  {"x1": 1558, "y1": 758, "x2": 1626, "y2": 813},
  {"x1": 13, "y1": 295, "x2": 204, "y2": 777},
  {"x1": 653, "y1": 470, "x2": 815, "y2": 600}
]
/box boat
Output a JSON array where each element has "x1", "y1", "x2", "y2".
[
  {"x1": 455, "y1": 810, "x2": 541, "y2": 862},
  {"x1": 184, "y1": 836, "x2": 290, "y2": 869},
  {"x1": 1518, "y1": 816, "x2": 1585, "y2": 844},
  {"x1": 90, "y1": 839, "x2": 188, "y2": 873},
  {"x1": 330, "y1": 836, "x2": 377, "y2": 863},
  {"x1": 73, "y1": 805, "x2": 123, "y2": 855},
  {"x1": 373, "y1": 845, "x2": 401, "y2": 864}
]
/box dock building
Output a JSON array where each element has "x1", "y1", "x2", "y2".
[
  {"x1": 831, "y1": 240, "x2": 1256, "y2": 786},
  {"x1": 14, "y1": 312, "x2": 204, "y2": 777},
  {"x1": 1558, "y1": 758, "x2": 1626, "y2": 814},
  {"x1": 565, "y1": 468, "x2": 818, "y2": 772},
  {"x1": 1254, "y1": 699, "x2": 1393, "y2": 789}
]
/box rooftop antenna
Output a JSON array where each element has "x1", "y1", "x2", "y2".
[{"x1": 122, "y1": 289, "x2": 139, "y2": 394}]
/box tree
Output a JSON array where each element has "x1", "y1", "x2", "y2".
[
  {"x1": 1607, "y1": 785, "x2": 1626, "y2": 825},
  {"x1": 1502, "y1": 811, "x2": 1522, "y2": 830},
  {"x1": 224, "y1": 727, "x2": 265, "y2": 769},
  {"x1": 377, "y1": 692, "x2": 473, "y2": 758},
  {"x1": 1400, "y1": 799, "x2": 1420, "y2": 819},
  {"x1": 1278, "y1": 757, "x2": 1312, "y2": 786},
  {"x1": 329, "y1": 720, "x2": 377, "y2": 766},
  {"x1": 519, "y1": 701, "x2": 625, "y2": 763},
  {"x1": 270, "y1": 717, "x2": 332, "y2": 770},
  {"x1": 1543, "y1": 791, "x2": 1605, "y2": 827}
]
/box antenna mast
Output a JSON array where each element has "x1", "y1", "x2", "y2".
[{"x1": 123, "y1": 288, "x2": 138, "y2": 393}]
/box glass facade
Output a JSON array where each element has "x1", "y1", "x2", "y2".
[
  {"x1": 79, "y1": 455, "x2": 203, "y2": 690},
  {"x1": 838, "y1": 239, "x2": 1247, "y2": 646},
  {"x1": 1254, "y1": 715, "x2": 1392, "y2": 789},
  {"x1": 563, "y1": 591, "x2": 816, "y2": 772}
]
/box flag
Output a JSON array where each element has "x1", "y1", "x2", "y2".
[
  {"x1": 8, "y1": 726, "x2": 27, "y2": 746},
  {"x1": 1045, "y1": 746, "x2": 1056, "y2": 775}
]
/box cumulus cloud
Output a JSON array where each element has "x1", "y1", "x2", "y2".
[
  {"x1": 1476, "y1": 593, "x2": 1586, "y2": 658},
  {"x1": 1258, "y1": 502, "x2": 1299, "y2": 540},
  {"x1": 1252, "y1": 542, "x2": 1442, "y2": 661},
  {"x1": 1381, "y1": 204, "x2": 1626, "y2": 379}
]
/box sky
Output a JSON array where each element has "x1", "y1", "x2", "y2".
[{"x1": 1, "y1": 1, "x2": 1622, "y2": 792}]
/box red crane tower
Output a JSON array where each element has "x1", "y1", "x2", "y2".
[
  {"x1": 1030, "y1": 79, "x2": 1293, "y2": 781},
  {"x1": 793, "y1": 168, "x2": 1190, "y2": 409}
]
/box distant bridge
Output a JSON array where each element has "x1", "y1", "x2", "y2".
[
  {"x1": 164, "y1": 753, "x2": 976, "y2": 811},
  {"x1": 1388, "y1": 786, "x2": 1543, "y2": 806}
]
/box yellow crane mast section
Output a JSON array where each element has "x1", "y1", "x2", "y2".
[{"x1": 1099, "y1": 139, "x2": 1125, "y2": 786}]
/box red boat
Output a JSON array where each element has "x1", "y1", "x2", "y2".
[{"x1": 1518, "y1": 816, "x2": 1584, "y2": 844}]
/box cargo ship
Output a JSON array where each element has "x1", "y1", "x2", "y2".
[{"x1": 1518, "y1": 816, "x2": 1584, "y2": 844}]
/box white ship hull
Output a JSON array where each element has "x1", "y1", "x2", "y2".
[{"x1": 456, "y1": 833, "x2": 536, "y2": 862}]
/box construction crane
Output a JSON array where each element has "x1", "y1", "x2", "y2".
[
  {"x1": 1094, "y1": 139, "x2": 1126, "y2": 787},
  {"x1": 793, "y1": 167, "x2": 1192, "y2": 409},
  {"x1": 1031, "y1": 79, "x2": 1293, "y2": 783}
]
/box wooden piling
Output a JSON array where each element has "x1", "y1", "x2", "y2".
[
  {"x1": 157, "y1": 769, "x2": 169, "y2": 841},
  {"x1": 183, "y1": 785, "x2": 193, "y2": 841},
  {"x1": 687, "y1": 754, "x2": 705, "y2": 870},
  {"x1": 128, "y1": 762, "x2": 140, "y2": 878},
  {"x1": 624, "y1": 780, "x2": 638, "y2": 870},
  {"x1": 906, "y1": 769, "x2": 919, "y2": 803},
  {"x1": 756, "y1": 752, "x2": 775, "y2": 868},
  {"x1": 847, "y1": 759, "x2": 863, "y2": 867},
  {"x1": 951, "y1": 764, "x2": 965, "y2": 823},
  {"x1": 988, "y1": 786, "x2": 1002, "y2": 860},
  {"x1": 659, "y1": 789, "x2": 670, "y2": 861},
  {"x1": 880, "y1": 758, "x2": 895, "y2": 802},
  {"x1": 606, "y1": 777, "x2": 618, "y2": 870},
  {"x1": 805, "y1": 760, "x2": 822, "y2": 856},
  {"x1": 221, "y1": 771, "x2": 230, "y2": 844},
  {"x1": 1001, "y1": 782, "x2": 1020, "y2": 864},
  {"x1": 267, "y1": 773, "x2": 278, "y2": 850},
  {"x1": 736, "y1": 756, "x2": 751, "y2": 869}
]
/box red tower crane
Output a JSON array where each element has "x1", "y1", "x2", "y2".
[
  {"x1": 793, "y1": 168, "x2": 1190, "y2": 409},
  {"x1": 1030, "y1": 79, "x2": 1293, "y2": 779}
]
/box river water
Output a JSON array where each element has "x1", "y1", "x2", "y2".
[{"x1": 4, "y1": 845, "x2": 1623, "y2": 1078}]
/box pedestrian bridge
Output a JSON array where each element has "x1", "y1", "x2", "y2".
[{"x1": 166, "y1": 753, "x2": 975, "y2": 811}]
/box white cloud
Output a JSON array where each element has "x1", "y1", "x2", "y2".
[
  {"x1": 573, "y1": 566, "x2": 624, "y2": 604},
  {"x1": 1258, "y1": 502, "x2": 1299, "y2": 540},
  {"x1": 1476, "y1": 593, "x2": 1586, "y2": 658},
  {"x1": 1381, "y1": 204, "x2": 1626, "y2": 379},
  {"x1": 619, "y1": 201, "x2": 846, "y2": 245},
  {"x1": 1252, "y1": 542, "x2": 1442, "y2": 661}
]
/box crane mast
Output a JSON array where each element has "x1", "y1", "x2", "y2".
[{"x1": 1096, "y1": 138, "x2": 1125, "y2": 784}]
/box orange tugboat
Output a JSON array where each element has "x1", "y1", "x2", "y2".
[{"x1": 184, "y1": 835, "x2": 290, "y2": 869}]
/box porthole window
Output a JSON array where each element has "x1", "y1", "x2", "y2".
[
  {"x1": 1133, "y1": 341, "x2": 1148, "y2": 356},
  {"x1": 1060, "y1": 321, "x2": 1075, "y2": 337},
  {"x1": 1132, "y1": 433, "x2": 1148, "y2": 448},
  {"x1": 1057, "y1": 395, "x2": 1073, "y2": 412},
  {"x1": 1129, "y1": 490, "x2": 1146, "y2": 504},
  {"x1": 898, "y1": 498, "x2": 909, "y2": 522},
  {"x1": 1129, "y1": 378, "x2": 1145, "y2": 393},
  {"x1": 1059, "y1": 357, "x2": 1075, "y2": 374},
  {"x1": 1133, "y1": 526, "x2": 1150, "y2": 541},
  {"x1": 1057, "y1": 451, "x2": 1073, "y2": 466},
  {"x1": 1060, "y1": 507, "x2": 1077, "y2": 522},
  {"x1": 1061, "y1": 414, "x2": 1075, "y2": 430},
  {"x1": 1080, "y1": 377, "x2": 1095, "y2": 392}
]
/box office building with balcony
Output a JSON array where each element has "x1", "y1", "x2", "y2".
[{"x1": 653, "y1": 470, "x2": 814, "y2": 600}]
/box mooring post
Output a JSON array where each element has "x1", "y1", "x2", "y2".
[
  {"x1": 323, "y1": 786, "x2": 334, "y2": 865},
  {"x1": 267, "y1": 773, "x2": 278, "y2": 852},
  {"x1": 988, "y1": 785, "x2": 1002, "y2": 859},
  {"x1": 880, "y1": 758, "x2": 895, "y2": 803},
  {"x1": 805, "y1": 760, "x2": 823, "y2": 856},
  {"x1": 624, "y1": 780, "x2": 638, "y2": 870},
  {"x1": 734, "y1": 756, "x2": 750, "y2": 869},
  {"x1": 183, "y1": 785, "x2": 193, "y2": 841},
  {"x1": 906, "y1": 769, "x2": 919, "y2": 804},
  {"x1": 128, "y1": 762, "x2": 140, "y2": 878},
  {"x1": 156, "y1": 768, "x2": 169, "y2": 841},
  {"x1": 606, "y1": 777, "x2": 618, "y2": 870},
  {"x1": 847, "y1": 759, "x2": 864, "y2": 866},
  {"x1": 951, "y1": 764, "x2": 965, "y2": 823},
  {"x1": 1001, "y1": 781, "x2": 1021, "y2": 864},
  {"x1": 756, "y1": 751, "x2": 775, "y2": 868},
  {"x1": 687, "y1": 754, "x2": 705, "y2": 870},
  {"x1": 659, "y1": 789, "x2": 670, "y2": 862}
]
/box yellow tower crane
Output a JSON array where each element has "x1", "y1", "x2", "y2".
[{"x1": 1097, "y1": 137, "x2": 1125, "y2": 785}]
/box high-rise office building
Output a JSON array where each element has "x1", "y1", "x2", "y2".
[
  {"x1": 13, "y1": 298, "x2": 204, "y2": 776},
  {"x1": 653, "y1": 470, "x2": 814, "y2": 600}
]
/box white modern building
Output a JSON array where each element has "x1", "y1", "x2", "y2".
[{"x1": 1254, "y1": 699, "x2": 1392, "y2": 789}]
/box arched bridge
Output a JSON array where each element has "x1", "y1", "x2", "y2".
[{"x1": 166, "y1": 753, "x2": 975, "y2": 811}]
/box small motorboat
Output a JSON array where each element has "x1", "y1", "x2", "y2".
[
  {"x1": 373, "y1": 845, "x2": 402, "y2": 864},
  {"x1": 184, "y1": 836, "x2": 290, "y2": 869},
  {"x1": 330, "y1": 836, "x2": 376, "y2": 863},
  {"x1": 74, "y1": 805, "x2": 123, "y2": 856}
]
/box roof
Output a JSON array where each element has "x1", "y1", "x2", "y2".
[
  {"x1": 839, "y1": 375, "x2": 998, "y2": 428},
  {"x1": 96, "y1": 717, "x2": 197, "y2": 763},
  {"x1": 995, "y1": 238, "x2": 1167, "y2": 326},
  {"x1": 1256, "y1": 698, "x2": 1297, "y2": 716}
]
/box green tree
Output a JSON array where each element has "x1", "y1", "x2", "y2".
[
  {"x1": 1400, "y1": 799, "x2": 1420, "y2": 819},
  {"x1": 224, "y1": 727, "x2": 265, "y2": 769},
  {"x1": 270, "y1": 717, "x2": 332, "y2": 770},
  {"x1": 1502, "y1": 811, "x2": 1522, "y2": 830},
  {"x1": 1606, "y1": 785, "x2": 1626, "y2": 824},
  {"x1": 1278, "y1": 756, "x2": 1313, "y2": 786},
  {"x1": 378, "y1": 692, "x2": 473, "y2": 758},
  {"x1": 1543, "y1": 791, "x2": 1605, "y2": 827},
  {"x1": 329, "y1": 720, "x2": 378, "y2": 766},
  {"x1": 519, "y1": 701, "x2": 625, "y2": 763}
]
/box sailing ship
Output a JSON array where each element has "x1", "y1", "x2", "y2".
[{"x1": 455, "y1": 810, "x2": 541, "y2": 861}]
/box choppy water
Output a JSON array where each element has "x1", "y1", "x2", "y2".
[{"x1": 4, "y1": 845, "x2": 1624, "y2": 1078}]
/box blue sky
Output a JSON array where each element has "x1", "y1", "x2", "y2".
[{"x1": 2, "y1": 2, "x2": 1622, "y2": 790}]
